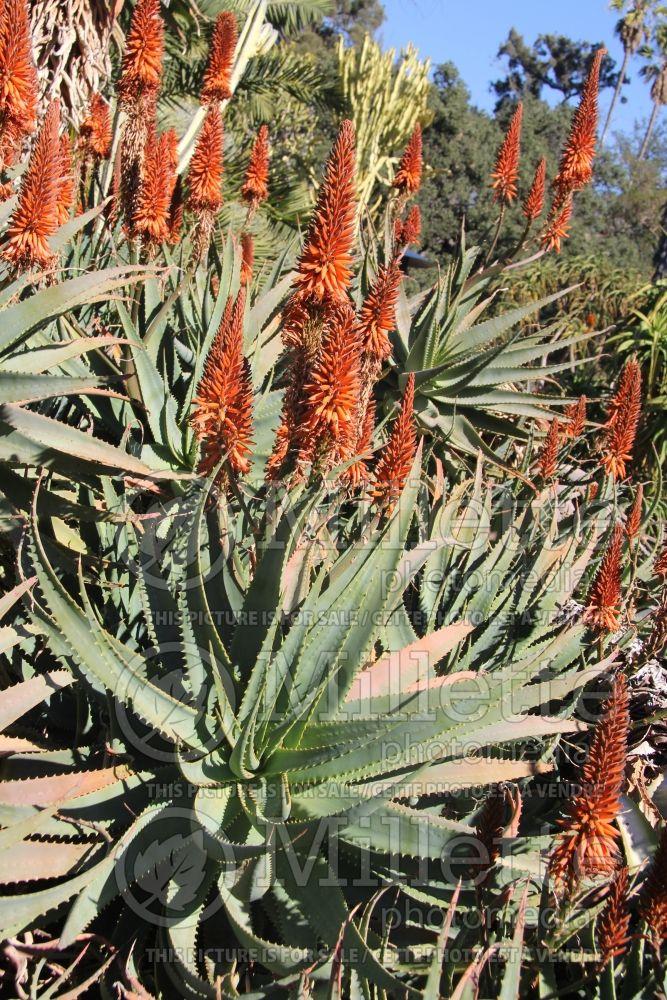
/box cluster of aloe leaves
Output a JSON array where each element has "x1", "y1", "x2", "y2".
[{"x1": 0, "y1": 3, "x2": 664, "y2": 998}]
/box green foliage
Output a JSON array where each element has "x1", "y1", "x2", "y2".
[{"x1": 493, "y1": 29, "x2": 620, "y2": 105}]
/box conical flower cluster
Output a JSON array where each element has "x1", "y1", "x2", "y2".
[
  {"x1": 394, "y1": 204, "x2": 421, "y2": 247},
  {"x1": 357, "y1": 257, "x2": 403, "y2": 363},
  {"x1": 292, "y1": 119, "x2": 356, "y2": 305},
  {"x1": 78, "y1": 93, "x2": 112, "y2": 160},
  {"x1": 133, "y1": 126, "x2": 178, "y2": 247},
  {"x1": 601, "y1": 358, "x2": 642, "y2": 480},
  {"x1": 117, "y1": 0, "x2": 164, "y2": 108},
  {"x1": 0, "y1": 0, "x2": 38, "y2": 167},
  {"x1": 299, "y1": 305, "x2": 362, "y2": 470},
  {"x1": 201, "y1": 11, "x2": 237, "y2": 104},
  {"x1": 371, "y1": 373, "x2": 417, "y2": 513},
  {"x1": 563, "y1": 394, "x2": 586, "y2": 440},
  {"x1": 537, "y1": 417, "x2": 560, "y2": 481},
  {"x1": 241, "y1": 125, "x2": 269, "y2": 208},
  {"x1": 392, "y1": 122, "x2": 422, "y2": 195},
  {"x1": 541, "y1": 196, "x2": 572, "y2": 253},
  {"x1": 522, "y1": 158, "x2": 546, "y2": 223},
  {"x1": 491, "y1": 102, "x2": 522, "y2": 205},
  {"x1": 584, "y1": 523, "x2": 624, "y2": 633},
  {"x1": 555, "y1": 49, "x2": 606, "y2": 197},
  {"x1": 191, "y1": 289, "x2": 254, "y2": 484},
  {"x1": 550, "y1": 673, "x2": 629, "y2": 891},
  {"x1": 1, "y1": 99, "x2": 61, "y2": 271},
  {"x1": 186, "y1": 106, "x2": 224, "y2": 258},
  {"x1": 187, "y1": 107, "x2": 224, "y2": 214}
]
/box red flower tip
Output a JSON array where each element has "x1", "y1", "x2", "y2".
[
  {"x1": 491, "y1": 102, "x2": 523, "y2": 205},
  {"x1": 555, "y1": 48, "x2": 606, "y2": 195},
  {"x1": 584, "y1": 523, "x2": 624, "y2": 633},
  {"x1": 371, "y1": 372, "x2": 417, "y2": 513},
  {"x1": 241, "y1": 124, "x2": 269, "y2": 207},
  {"x1": 187, "y1": 105, "x2": 223, "y2": 214},
  {"x1": 357, "y1": 257, "x2": 402, "y2": 363},
  {"x1": 522, "y1": 158, "x2": 547, "y2": 222},
  {"x1": 550, "y1": 672, "x2": 629, "y2": 891},
  {"x1": 1, "y1": 99, "x2": 61, "y2": 271},
  {"x1": 78, "y1": 92, "x2": 112, "y2": 160},
  {"x1": 601, "y1": 358, "x2": 642, "y2": 480},
  {"x1": 0, "y1": 0, "x2": 38, "y2": 155},
  {"x1": 201, "y1": 11, "x2": 237, "y2": 104},
  {"x1": 133, "y1": 124, "x2": 177, "y2": 246},
  {"x1": 537, "y1": 417, "x2": 560, "y2": 481},
  {"x1": 394, "y1": 204, "x2": 421, "y2": 247},
  {"x1": 393, "y1": 122, "x2": 422, "y2": 195},
  {"x1": 293, "y1": 119, "x2": 357, "y2": 305},
  {"x1": 300, "y1": 304, "x2": 361, "y2": 460},
  {"x1": 192, "y1": 287, "x2": 254, "y2": 483},
  {"x1": 563, "y1": 394, "x2": 586, "y2": 440},
  {"x1": 541, "y1": 195, "x2": 573, "y2": 253},
  {"x1": 117, "y1": 0, "x2": 164, "y2": 105}
]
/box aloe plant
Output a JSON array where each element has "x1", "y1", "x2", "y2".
[{"x1": 0, "y1": 450, "x2": 633, "y2": 996}]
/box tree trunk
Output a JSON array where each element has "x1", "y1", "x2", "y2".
[
  {"x1": 639, "y1": 99, "x2": 660, "y2": 159},
  {"x1": 601, "y1": 50, "x2": 630, "y2": 145}
]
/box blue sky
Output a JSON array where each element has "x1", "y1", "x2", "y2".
[{"x1": 379, "y1": 0, "x2": 656, "y2": 136}]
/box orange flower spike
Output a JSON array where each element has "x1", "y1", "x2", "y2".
[
  {"x1": 563, "y1": 394, "x2": 586, "y2": 439},
  {"x1": 192, "y1": 288, "x2": 253, "y2": 480},
  {"x1": 393, "y1": 122, "x2": 422, "y2": 195},
  {"x1": 491, "y1": 102, "x2": 523, "y2": 205},
  {"x1": 1, "y1": 99, "x2": 61, "y2": 271},
  {"x1": 395, "y1": 204, "x2": 421, "y2": 247},
  {"x1": 117, "y1": 0, "x2": 164, "y2": 105},
  {"x1": 522, "y1": 158, "x2": 547, "y2": 222},
  {"x1": 597, "y1": 866, "x2": 631, "y2": 967},
  {"x1": 293, "y1": 119, "x2": 357, "y2": 305},
  {"x1": 538, "y1": 417, "x2": 560, "y2": 481},
  {"x1": 302, "y1": 306, "x2": 361, "y2": 441},
  {"x1": 358, "y1": 257, "x2": 402, "y2": 362},
  {"x1": 550, "y1": 673, "x2": 629, "y2": 891},
  {"x1": 55, "y1": 132, "x2": 74, "y2": 226},
  {"x1": 132, "y1": 126, "x2": 172, "y2": 245},
  {"x1": 201, "y1": 11, "x2": 237, "y2": 104},
  {"x1": 584, "y1": 524, "x2": 624, "y2": 633},
  {"x1": 187, "y1": 106, "x2": 223, "y2": 213},
  {"x1": 639, "y1": 824, "x2": 667, "y2": 950},
  {"x1": 601, "y1": 360, "x2": 642, "y2": 480},
  {"x1": 372, "y1": 373, "x2": 417, "y2": 513},
  {"x1": 606, "y1": 358, "x2": 640, "y2": 428},
  {"x1": 0, "y1": 0, "x2": 37, "y2": 140},
  {"x1": 541, "y1": 195, "x2": 573, "y2": 253},
  {"x1": 240, "y1": 232, "x2": 254, "y2": 286},
  {"x1": 555, "y1": 48, "x2": 606, "y2": 195},
  {"x1": 626, "y1": 483, "x2": 644, "y2": 542},
  {"x1": 241, "y1": 124, "x2": 269, "y2": 208},
  {"x1": 79, "y1": 93, "x2": 112, "y2": 160}
]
